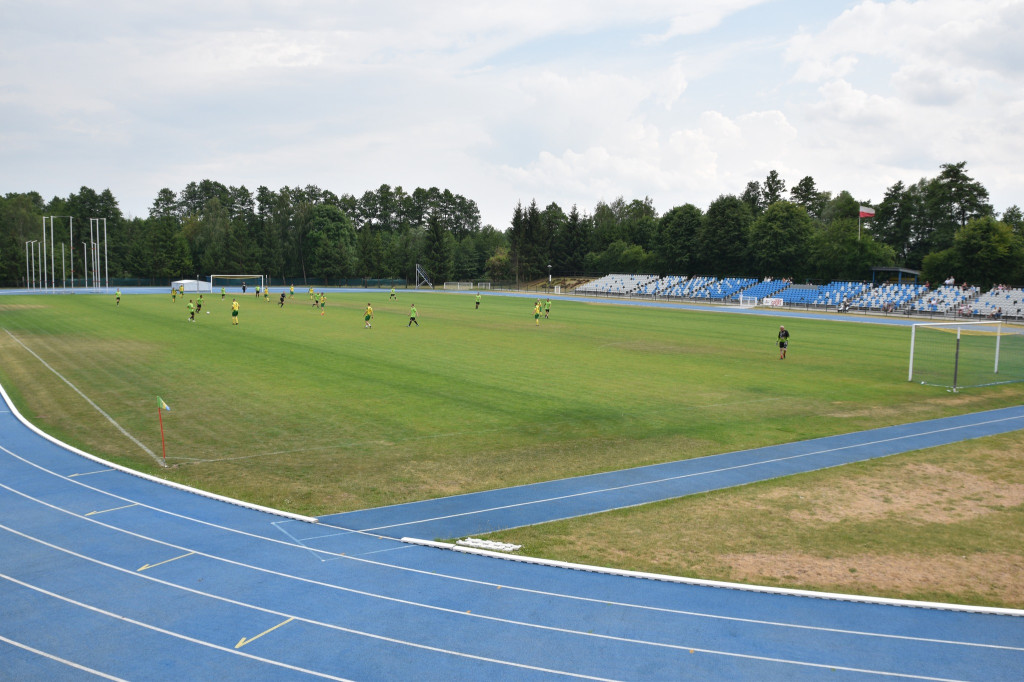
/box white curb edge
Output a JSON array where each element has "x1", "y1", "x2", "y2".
[{"x1": 402, "y1": 537, "x2": 1024, "y2": 617}]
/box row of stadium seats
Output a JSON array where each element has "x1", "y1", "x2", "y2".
[
  {"x1": 964, "y1": 287, "x2": 1024, "y2": 318},
  {"x1": 571, "y1": 275, "x2": 1018, "y2": 317},
  {"x1": 910, "y1": 285, "x2": 979, "y2": 314},
  {"x1": 575, "y1": 274, "x2": 660, "y2": 294}
]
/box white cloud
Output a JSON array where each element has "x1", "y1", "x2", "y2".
[{"x1": 1, "y1": 0, "x2": 1021, "y2": 227}]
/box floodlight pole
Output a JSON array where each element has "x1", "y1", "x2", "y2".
[
  {"x1": 50, "y1": 215, "x2": 55, "y2": 291},
  {"x1": 27, "y1": 241, "x2": 36, "y2": 288},
  {"x1": 103, "y1": 218, "x2": 108, "y2": 290},
  {"x1": 41, "y1": 217, "x2": 48, "y2": 290}
]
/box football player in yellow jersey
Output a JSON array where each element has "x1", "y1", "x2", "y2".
[
  {"x1": 364, "y1": 303, "x2": 374, "y2": 328},
  {"x1": 231, "y1": 298, "x2": 239, "y2": 325}
]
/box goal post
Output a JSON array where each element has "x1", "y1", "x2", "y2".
[
  {"x1": 908, "y1": 321, "x2": 1024, "y2": 390},
  {"x1": 210, "y1": 274, "x2": 264, "y2": 292}
]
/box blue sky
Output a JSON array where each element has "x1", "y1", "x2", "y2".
[{"x1": 2, "y1": 1, "x2": 1021, "y2": 227}]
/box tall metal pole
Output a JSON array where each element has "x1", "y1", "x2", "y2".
[
  {"x1": 25, "y1": 242, "x2": 30, "y2": 288},
  {"x1": 89, "y1": 219, "x2": 95, "y2": 289},
  {"x1": 83, "y1": 242, "x2": 88, "y2": 289},
  {"x1": 103, "y1": 218, "x2": 109, "y2": 289},
  {"x1": 50, "y1": 215, "x2": 56, "y2": 291},
  {"x1": 29, "y1": 241, "x2": 36, "y2": 288},
  {"x1": 42, "y1": 217, "x2": 48, "y2": 290},
  {"x1": 69, "y1": 217, "x2": 74, "y2": 290}
]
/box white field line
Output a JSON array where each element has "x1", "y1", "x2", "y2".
[
  {"x1": 0, "y1": 377, "x2": 317, "y2": 525},
  {"x1": 4, "y1": 328, "x2": 163, "y2": 466}
]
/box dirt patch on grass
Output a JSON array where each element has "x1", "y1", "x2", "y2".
[
  {"x1": 824, "y1": 393, "x2": 995, "y2": 419},
  {"x1": 763, "y1": 463, "x2": 1024, "y2": 524},
  {"x1": 721, "y1": 552, "x2": 1024, "y2": 605},
  {"x1": 0, "y1": 304, "x2": 47, "y2": 312}
]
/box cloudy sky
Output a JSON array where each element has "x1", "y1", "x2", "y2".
[{"x1": 3, "y1": 0, "x2": 1022, "y2": 227}]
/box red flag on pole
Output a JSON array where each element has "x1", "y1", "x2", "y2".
[
  {"x1": 859, "y1": 206, "x2": 875, "y2": 218},
  {"x1": 156, "y1": 397, "x2": 170, "y2": 464}
]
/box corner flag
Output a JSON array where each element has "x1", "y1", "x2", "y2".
[{"x1": 156, "y1": 397, "x2": 170, "y2": 464}]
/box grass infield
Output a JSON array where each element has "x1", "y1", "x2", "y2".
[{"x1": 1, "y1": 290, "x2": 1022, "y2": 606}]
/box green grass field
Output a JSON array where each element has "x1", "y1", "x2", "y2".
[{"x1": 2, "y1": 290, "x2": 1022, "y2": 606}]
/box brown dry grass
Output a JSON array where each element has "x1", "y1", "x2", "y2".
[{"x1": 491, "y1": 433, "x2": 1024, "y2": 608}]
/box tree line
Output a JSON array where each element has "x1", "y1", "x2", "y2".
[{"x1": 1, "y1": 162, "x2": 1021, "y2": 288}]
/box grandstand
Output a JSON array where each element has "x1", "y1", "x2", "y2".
[
  {"x1": 575, "y1": 274, "x2": 659, "y2": 295},
  {"x1": 691, "y1": 277, "x2": 757, "y2": 301},
  {"x1": 732, "y1": 279, "x2": 790, "y2": 302},
  {"x1": 854, "y1": 283, "x2": 928, "y2": 311},
  {"x1": 910, "y1": 285, "x2": 979, "y2": 314},
  {"x1": 645, "y1": 275, "x2": 688, "y2": 297},
  {"x1": 563, "y1": 273, "x2": 1024, "y2": 319},
  {"x1": 971, "y1": 287, "x2": 1024, "y2": 319}
]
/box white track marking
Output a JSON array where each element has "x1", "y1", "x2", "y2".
[
  {"x1": 1, "y1": 480, "x2": 1020, "y2": 657},
  {"x1": 0, "y1": 540, "x2": 615, "y2": 682},
  {"x1": 3, "y1": 329, "x2": 164, "y2": 466},
  {"x1": 0, "y1": 573, "x2": 356, "y2": 681},
  {"x1": 0, "y1": 525, "x2": 972, "y2": 681},
  {"x1": 0, "y1": 634, "x2": 128, "y2": 681},
  {"x1": 355, "y1": 413, "x2": 1024, "y2": 533}
]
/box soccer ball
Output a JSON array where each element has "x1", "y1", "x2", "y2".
[{"x1": 206, "y1": 311, "x2": 210, "y2": 314}]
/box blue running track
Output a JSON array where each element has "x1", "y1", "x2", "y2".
[{"x1": 2, "y1": 381, "x2": 1024, "y2": 680}]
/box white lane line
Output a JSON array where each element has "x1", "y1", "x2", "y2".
[
  {"x1": 0, "y1": 526, "x2": 969, "y2": 682},
  {"x1": 3, "y1": 443, "x2": 1022, "y2": 647},
  {"x1": 0, "y1": 572, "x2": 356, "y2": 682},
  {"x1": 0, "y1": 539, "x2": 616, "y2": 682},
  {"x1": 0, "y1": 633, "x2": 128, "y2": 681},
  {"x1": 354, "y1": 413, "x2": 1024, "y2": 533},
  {"x1": 272, "y1": 520, "x2": 333, "y2": 563},
  {"x1": 2, "y1": 483, "x2": 1021, "y2": 658},
  {"x1": 68, "y1": 469, "x2": 114, "y2": 478},
  {"x1": 3, "y1": 329, "x2": 164, "y2": 467}
]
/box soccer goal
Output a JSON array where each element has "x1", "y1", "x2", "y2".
[
  {"x1": 210, "y1": 274, "x2": 264, "y2": 292},
  {"x1": 908, "y1": 321, "x2": 1024, "y2": 390},
  {"x1": 738, "y1": 294, "x2": 758, "y2": 308},
  {"x1": 444, "y1": 282, "x2": 474, "y2": 290}
]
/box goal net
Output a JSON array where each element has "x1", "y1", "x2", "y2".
[
  {"x1": 210, "y1": 275, "x2": 264, "y2": 292},
  {"x1": 908, "y1": 321, "x2": 1024, "y2": 390},
  {"x1": 171, "y1": 279, "x2": 212, "y2": 293},
  {"x1": 444, "y1": 282, "x2": 474, "y2": 290}
]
